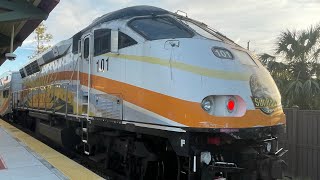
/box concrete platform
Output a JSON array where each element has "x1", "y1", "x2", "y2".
[{"x1": 0, "y1": 119, "x2": 103, "y2": 180}]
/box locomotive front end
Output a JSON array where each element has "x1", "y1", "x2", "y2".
[
  {"x1": 167, "y1": 15, "x2": 287, "y2": 180},
  {"x1": 190, "y1": 64, "x2": 287, "y2": 179}
]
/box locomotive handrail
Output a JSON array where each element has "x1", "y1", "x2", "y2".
[
  {"x1": 13, "y1": 82, "x2": 71, "y2": 111},
  {"x1": 0, "y1": 87, "x2": 10, "y2": 91},
  {"x1": 12, "y1": 82, "x2": 70, "y2": 93}
]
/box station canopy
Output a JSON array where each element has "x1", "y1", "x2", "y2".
[{"x1": 0, "y1": 0, "x2": 59, "y2": 66}]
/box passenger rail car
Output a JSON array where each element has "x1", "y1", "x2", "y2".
[
  {"x1": 0, "y1": 71, "x2": 21, "y2": 117},
  {"x1": 1, "y1": 6, "x2": 286, "y2": 180}
]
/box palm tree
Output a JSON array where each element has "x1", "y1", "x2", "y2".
[{"x1": 274, "y1": 25, "x2": 320, "y2": 109}]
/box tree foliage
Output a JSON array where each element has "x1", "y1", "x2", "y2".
[
  {"x1": 259, "y1": 24, "x2": 320, "y2": 109},
  {"x1": 29, "y1": 22, "x2": 53, "y2": 59}
]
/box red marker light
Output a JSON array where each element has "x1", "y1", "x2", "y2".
[
  {"x1": 227, "y1": 99, "x2": 235, "y2": 112},
  {"x1": 207, "y1": 137, "x2": 220, "y2": 145}
]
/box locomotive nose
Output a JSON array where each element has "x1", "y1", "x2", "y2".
[{"x1": 250, "y1": 74, "x2": 282, "y2": 114}]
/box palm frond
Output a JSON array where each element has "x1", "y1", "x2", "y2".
[
  {"x1": 313, "y1": 47, "x2": 320, "y2": 60},
  {"x1": 258, "y1": 53, "x2": 276, "y2": 66},
  {"x1": 276, "y1": 30, "x2": 298, "y2": 60}
]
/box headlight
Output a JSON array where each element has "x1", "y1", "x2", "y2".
[
  {"x1": 201, "y1": 98, "x2": 213, "y2": 112},
  {"x1": 201, "y1": 95, "x2": 246, "y2": 117}
]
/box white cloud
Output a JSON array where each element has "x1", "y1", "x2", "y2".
[{"x1": 19, "y1": 0, "x2": 320, "y2": 55}]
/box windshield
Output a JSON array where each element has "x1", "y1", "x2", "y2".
[
  {"x1": 178, "y1": 19, "x2": 222, "y2": 41},
  {"x1": 128, "y1": 17, "x2": 194, "y2": 40}
]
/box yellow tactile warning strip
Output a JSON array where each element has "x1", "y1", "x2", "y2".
[{"x1": 0, "y1": 119, "x2": 104, "y2": 180}]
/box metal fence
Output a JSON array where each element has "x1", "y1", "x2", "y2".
[{"x1": 279, "y1": 108, "x2": 320, "y2": 180}]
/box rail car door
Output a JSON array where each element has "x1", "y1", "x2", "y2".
[
  {"x1": 90, "y1": 29, "x2": 123, "y2": 120},
  {"x1": 80, "y1": 33, "x2": 93, "y2": 118}
]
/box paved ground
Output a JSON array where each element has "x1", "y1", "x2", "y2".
[
  {"x1": 0, "y1": 126, "x2": 64, "y2": 179},
  {"x1": 0, "y1": 119, "x2": 103, "y2": 180}
]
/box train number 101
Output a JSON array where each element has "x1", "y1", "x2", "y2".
[
  {"x1": 97, "y1": 58, "x2": 109, "y2": 72},
  {"x1": 212, "y1": 47, "x2": 233, "y2": 60}
]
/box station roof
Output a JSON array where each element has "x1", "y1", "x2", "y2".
[{"x1": 0, "y1": 0, "x2": 59, "y2": 66}]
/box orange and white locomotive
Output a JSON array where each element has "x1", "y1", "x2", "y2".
[{"x1": 0, "y1": 6, "x2": 286, "y2": 180}]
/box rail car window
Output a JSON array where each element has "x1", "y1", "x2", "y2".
[
  {"x1": 129, "y1": 17, "x2": 193, "y2": 40},
  {"x1": 3, "y1": 90, "x2": 9, "y2": 98},
  {"x1": 84, "y1": 38, "x2": 90, "y2": 59},
  {"x1": 19, "y1": 68, "x2": 26, "y2": 78},
  {"x1": 94, "y1": 29, "x2": 111, "y2": 56},
  {"x1": 118, "y1": 32, "x2": 137, "y2": 49}
]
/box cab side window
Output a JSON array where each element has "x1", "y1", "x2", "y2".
[
  {"x1": 118, "y1": 32, "x2": 137, "y2": 49},
  {"x1": 3, "y1": 90, "x2": 9, "y2": 98},
  {"x1": 83, "y1": 38, "x2": 90, "y2": 59},
  {"x1": 94, "y1": 29, "x2": 111, "y2": 56}
]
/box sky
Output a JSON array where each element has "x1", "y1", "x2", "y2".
[{"x1": 1, "y1": 0, "x2": 320, "y2": 74}]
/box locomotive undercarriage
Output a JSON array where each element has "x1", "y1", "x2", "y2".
[{"x1": 6, "y1": 109, "x2": 286, "y2": 180}]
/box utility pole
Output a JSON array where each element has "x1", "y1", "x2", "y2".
[{"x1": 247, "y1": 40, "x2": 250, "y2": 50}]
